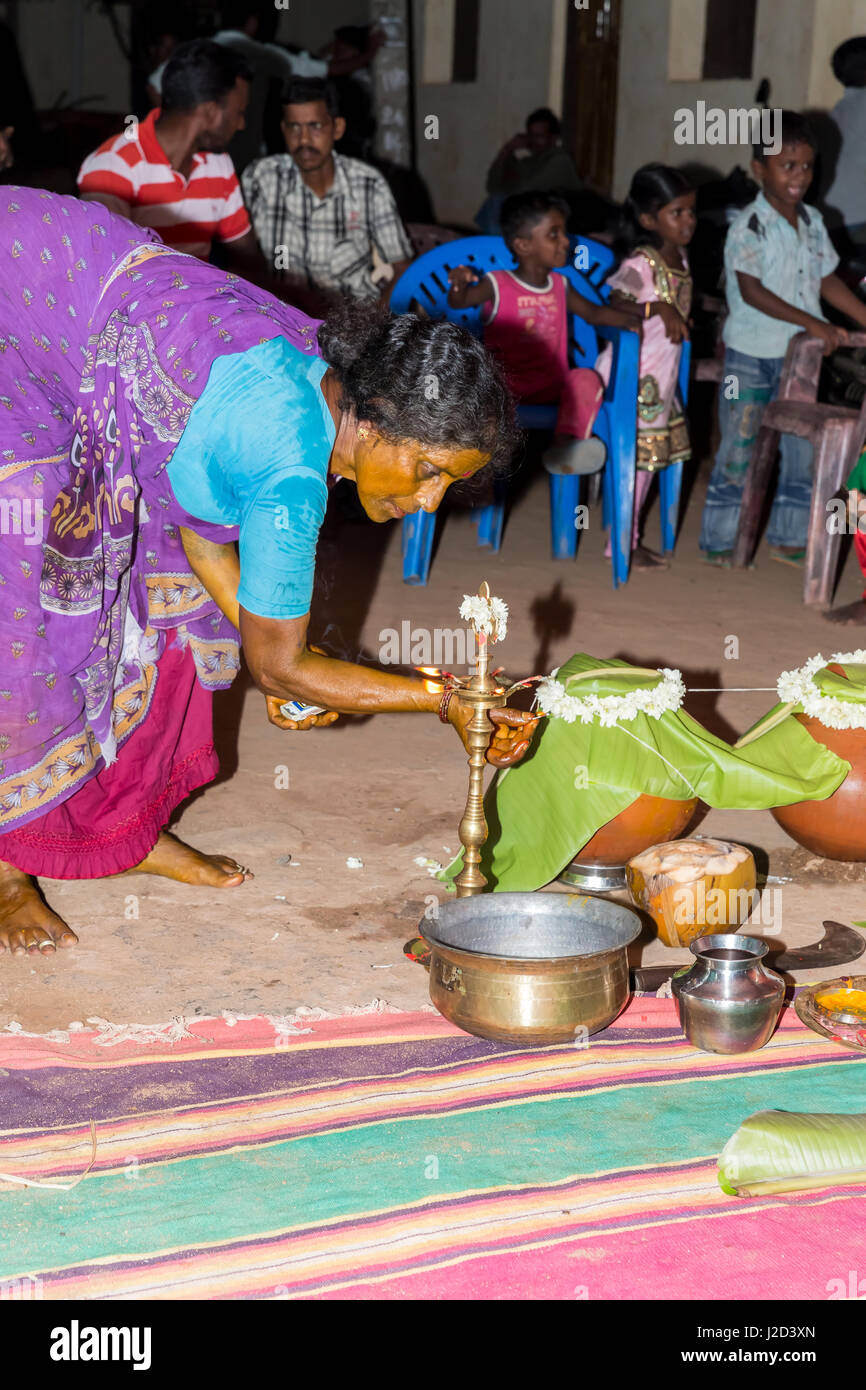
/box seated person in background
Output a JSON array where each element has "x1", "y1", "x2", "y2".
[
  {"x1": 328, "y1": 24, "x2": 377, "y2": 161},
  {"x1": 242, "y1": 77, "x2": 412, "y2": 306},
  {"x1": 448, "y1": 191, "x2": 640, "y2": 476},
  {"x1": 148, "y1": 2, "x2": 384, "y2": 175},
  {"x1": 78, "y1": 39, "x2": 261, "y2": 275},
  {"x1": 477, "y1": 108, "x2": 582, "y2": 234}
]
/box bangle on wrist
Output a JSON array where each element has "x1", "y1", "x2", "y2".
[
  {"x1": 644, "y1": 301, "x2": 652, "y2": 319},
  {"x1": 439, "y1": 685, "x2": 459, "y2": 724}
]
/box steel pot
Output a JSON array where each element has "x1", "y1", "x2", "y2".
[
  {"x1": 672, "y1": 933, "x2": 785, "y2": 1054},
  {"x1": 419, "y1": 892, "x2": 641, "y2": 1045}
]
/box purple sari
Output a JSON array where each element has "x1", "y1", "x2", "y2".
[{"x1": 0, "y1": 188, "x2": 324, "y2": 843}]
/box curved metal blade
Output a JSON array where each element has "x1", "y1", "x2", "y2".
[
  {"x1": 630, "y1": 921, "x2": 866, "y2": 992},
  {"x1": 767, "y1": 920, "x2": 866, "y2": 972}
]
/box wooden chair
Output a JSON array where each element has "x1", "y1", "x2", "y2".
[{"x1": 731, "y1": 331, "x2": 866, "y2": 604}]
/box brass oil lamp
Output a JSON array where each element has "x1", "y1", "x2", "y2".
[{"x1": 450, "y1": 582, "x2": 528, "y2": 897}]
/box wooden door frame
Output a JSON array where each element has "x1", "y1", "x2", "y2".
[{"x1": 562, "y1": 0, "x2": 621, "y2": 194}]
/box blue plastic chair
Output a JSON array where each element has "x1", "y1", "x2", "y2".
[
  {"x1": 391, "y1": 235, "x2": 646, "y2": 585},
  {"x1": 572, "y1": 235, "x2": 615, "y2": 292}
]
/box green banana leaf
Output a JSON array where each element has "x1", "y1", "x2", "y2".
[
  {"x1": 739, "y1": 657, "x2": 866, "y2": 743},
  {"x1": 442, "y1": 653, "x2": 849, "y2": 893},
  {"x1": 719, "y1": 1110, "x2": 866, "y2": 1196}
]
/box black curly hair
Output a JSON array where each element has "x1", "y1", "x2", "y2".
[
  {"x1": 500, "y1": 191, "x2": 570, "y2": 254},
  {"x1": 317, "y1": 301, "x2": 520, "y2": 481},
  {"x1": 751, "y1": 109, "x2": 816, "y2": 165},
  {"x1": 833, "y1": 37, "x2": 866, "y2": 88}
]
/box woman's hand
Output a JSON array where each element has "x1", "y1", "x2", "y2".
[
  {"x1": 448, "y1": 700, "x2": 539, "y2": 767},
  {"x1": 265, "y1": 696, "x2": 340, "y2": 731},
  {"x1": 488, "y1": 709, "x2": 540, "y2": 765}
]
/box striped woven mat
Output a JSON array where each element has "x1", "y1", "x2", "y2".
[{"x1": 1, "y1": 998, "x2": 864, "y2": 1300}]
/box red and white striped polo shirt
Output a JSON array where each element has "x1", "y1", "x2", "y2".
[{"x1": 77, "y1": 109, "x2": 250, "y2": 260}]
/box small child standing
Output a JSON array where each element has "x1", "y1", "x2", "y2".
[
  {"x1": 448, "y1": 192, "x2": 639, "y2": 476},
  {"x1": 700, "y1": 109, "x2": 866, "y2": 566},
  {"x1": 604, "y1": 164, "x2": 695, "y2": 569}
]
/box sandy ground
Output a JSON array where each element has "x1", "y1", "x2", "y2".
[{"x1": 3, "y1": 437, "x2": 866, "y2": 1034}]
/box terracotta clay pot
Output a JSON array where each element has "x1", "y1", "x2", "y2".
[
  {"x1": 574, "y1": 794, "x2": 699, "y2": 868},
  {"x1": 771, "y1": 715, "x2": 866, "y2": 861}
]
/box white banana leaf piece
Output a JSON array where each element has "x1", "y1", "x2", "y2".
[{"x1": 719, "y1": 1109, "x2": 866, "y2": 1197}]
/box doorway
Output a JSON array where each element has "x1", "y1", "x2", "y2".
[{"x1": 562, "y1": 0, "x2": 621, "y2": 194}]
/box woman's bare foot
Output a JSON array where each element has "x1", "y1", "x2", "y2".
[
  {"x1": 128, "y1": 831, "x2": 254, "y2": 887},
  {"x1": 0, "y1": 859, "x2": 78, "y2": 956}
]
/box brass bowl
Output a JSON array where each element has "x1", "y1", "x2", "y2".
[{"x1": 420, "y1": 892, "x2": 640, "y2": 1045}]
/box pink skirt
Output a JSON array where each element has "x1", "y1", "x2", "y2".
[{"x1": 0, "y1": 641, "x2": 218, "y2": 880}]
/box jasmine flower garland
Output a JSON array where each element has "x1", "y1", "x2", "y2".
[
  {"x1": 535, "y1": 667, "x2": 686, "y2": 728},
  {"x1": 776, "y1": 649, "x2": 866, "y2": 730}
]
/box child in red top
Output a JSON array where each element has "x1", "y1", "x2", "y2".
[{"x1": 448, "y1": 192, "x2": 640, "y2": 474}]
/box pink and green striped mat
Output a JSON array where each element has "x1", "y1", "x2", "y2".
[{"x1": 1, "y1": 998, "x2": 864, "y2": 1299}]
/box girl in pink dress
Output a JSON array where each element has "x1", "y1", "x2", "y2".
[
  {"x1": 600, "y1": 164, "x2": 695, "y2": 568},
  {"x1": 448, "y1": 193, "x2": 639, "y2": 475}
]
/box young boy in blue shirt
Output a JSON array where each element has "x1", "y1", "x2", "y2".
[{"x1": 699, "y1": 110, "x2": 866, "y2": 565}]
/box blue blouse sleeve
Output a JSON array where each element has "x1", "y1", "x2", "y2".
[
  {"x1": 166, "y1": 338, "x2": 334, "y2": 621},
  {"x1": 236, "y1": 462, "x2": 328, "y2": 620}
]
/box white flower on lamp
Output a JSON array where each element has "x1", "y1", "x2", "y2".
[
  {"x1": 776, "y1": 649, "x2": 866, "y2": 730},
  {"x1": 459, "y1": 593, "x2": 508, "y2": 642}
]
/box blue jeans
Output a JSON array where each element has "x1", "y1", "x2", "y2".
[{"x1": 699, "y1": 348, "x2": 813, "y2": 553}]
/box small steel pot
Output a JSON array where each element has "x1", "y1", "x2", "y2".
[
  {"x1": 672, "y1": 933, "x2": 785, "y2": 1054},
  {"x1": 420, "y1": 892, "x2": 640, "y2": 1045}
]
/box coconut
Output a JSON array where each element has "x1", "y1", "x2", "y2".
[{"x1": 625, "y1": 837, "x2": 756, "y2": 948}]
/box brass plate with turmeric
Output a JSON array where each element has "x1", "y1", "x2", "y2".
[{"x1": 795, "y1": 975, "x2": 866, "y2": 1051}]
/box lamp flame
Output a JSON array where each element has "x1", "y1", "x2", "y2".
[{"x1": 416, "y1": 665, "x2": 444, "y2": 694}]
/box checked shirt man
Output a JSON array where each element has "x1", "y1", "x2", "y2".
[{"x1": 242, "y1": 76, "x2": 412, "y2": 304}]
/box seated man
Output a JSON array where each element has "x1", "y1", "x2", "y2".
[
  {"x1": 242, "y1": 76, "x2": 412, "y2": 304},
  {"x1": 477, "y1": 107, "x2": 582, "y2": 234},
  {"x1": 78, "y1": 39, "x2": 260, "y2": 272}
]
